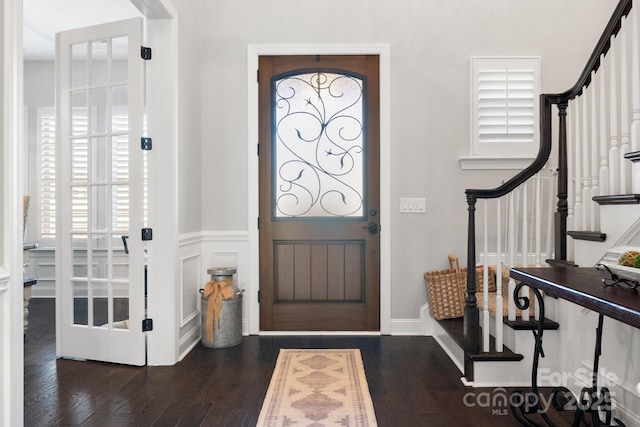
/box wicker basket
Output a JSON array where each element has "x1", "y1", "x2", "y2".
[
  {"x1": 423, "y1": 255, "x2": 496, "y2": 320},
  {"x1": 424, "y1": 268, "x2": 466, "y2": 320}
]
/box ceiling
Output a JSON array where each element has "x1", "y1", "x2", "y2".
[{"x1": 23, "y1": 0, "x2": 143, "y2": 60}]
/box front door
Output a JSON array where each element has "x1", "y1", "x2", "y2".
[
  {"x1": 55, "y1": 18, "x2": 146, "y2": 365},
  {"x1": 258, "y1": 55, "x2": 380, "y2": 331}
]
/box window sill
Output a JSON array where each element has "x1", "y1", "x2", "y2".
[{"x1": 458, "y1": 156, "x2": 536, "y2": 170}]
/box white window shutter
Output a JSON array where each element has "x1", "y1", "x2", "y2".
[
  {"x1": 472, "y1": 57, "x2": 540, "y2": 157},
  {"x1": 39, "y1": 110, "x2": 56, "y2": 239}
]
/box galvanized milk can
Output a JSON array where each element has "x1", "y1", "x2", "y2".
[{"x1": 200, "y1": 267, "x2": 242, "y2": 348}]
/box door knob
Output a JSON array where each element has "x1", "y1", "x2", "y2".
[{"x1": 362, "y1": 223, "x2": 379, "y2": 235}]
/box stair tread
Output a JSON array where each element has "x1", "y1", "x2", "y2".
[
  {"x1": 593, "y1": 194, "x2": 640, "y2": 205},
  {"x1": 503, "y1": 317, "x2": 559, "y2": 330},
  {"x1": 623, "y1": 151, "x2": 640, "y2": 162},
  {"x1": 567, "y1": 230, "x2": 606, "y2": 242},
  {"x1": 436, "y1": 317, "x2": 524, "y2": 362}
]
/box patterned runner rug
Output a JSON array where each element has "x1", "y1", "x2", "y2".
[{"x1": 256, "y1": 349, "x2": 378, "y2": 427}]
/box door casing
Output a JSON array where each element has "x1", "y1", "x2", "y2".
[{"x1": 246, "y1": 44, "x2": 391, "y2": 334}]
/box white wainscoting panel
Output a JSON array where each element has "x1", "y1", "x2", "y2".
[
  {"x1": 202, "y1": 231, "x2": 249, "y2": 335},
  {"x1": 28, "y1": 249, "x2": 55, "y2": 298},
  {"x1": 179, "y1": 253, "x2": 201, "y2": 328},
  {"x1": 178, "y1": 234, "x2": 203, "y2": 359}
]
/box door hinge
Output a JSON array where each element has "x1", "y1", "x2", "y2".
[
  {"x1": 141, "y1": 228, "x2": 153, "y2": 241},
  {"x1": 257, "y1": 69, "x2": 259, "y2": 83},
  {"x1": 258, "y1": 290, "x2": 260, "y2": 303},
  {"x1": 257, "y1": 143, "x2": 260, "y2": 156},
  {"x1": 142, "y1": 318, "x2": 153, "y2": 332},
  {"x1": 141, "y1": 137, "x2": 152, "y2": 151},
  {"x1": 257, "y1": 217, "x2": 259, "y2": 230},
  {"x1": 141, "y1": 46, "x2": 152, "y2": 60}
]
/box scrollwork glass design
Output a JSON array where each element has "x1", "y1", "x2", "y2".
[{"x1": 274, "y1": 72, "x2": 364, "y2": 217}]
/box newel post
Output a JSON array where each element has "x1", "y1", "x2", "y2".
[
  {"x1": 464, "y1": 193, "x2": 479, "y2": 382},
  {"x1": 555, "y1": 101, "x2": 569, "y2": 261}
]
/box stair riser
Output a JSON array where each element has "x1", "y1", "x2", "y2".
[{"x1": 473, "y1": 331, "x2": 559, "y2": 388}]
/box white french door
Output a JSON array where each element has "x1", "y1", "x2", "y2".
[{"x1": 55, "y1": 18, "x2": 146, "y2": 365}]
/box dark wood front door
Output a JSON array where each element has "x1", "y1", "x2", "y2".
[{"x1": 258, "y1": 55, "x2": 380, "y2": 331}]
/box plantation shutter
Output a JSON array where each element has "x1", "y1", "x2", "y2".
[
  {"x1": 40, "y1": 111, "x2": 57, "y2": 239},
  {"x1": 477, "y1": 69, "x2": 535, "y2": 144},
  {"x1": 471, "y1": 57, "x2": 540, "y2": 157}
]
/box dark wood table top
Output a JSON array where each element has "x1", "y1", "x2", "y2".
[{"x1": 510, "y1": 267, "x2": 640, "y2": 329}]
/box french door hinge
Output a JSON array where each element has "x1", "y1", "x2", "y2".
[
  {"x1": 257, "y1": 143, "x2": 259, "y2": 156},
  {"x1": 257, "y1": 217, "x2": 259, "y2": 230},
  {"x1": 257, "y1": 69, "x2": 259, "y2": 83},
  {"x1": 141, "y1": 46, "x2": 152, "y2": 60},
  {"x1": 141, "y1": 137, "x2": 152, "y2": 151},
  {"x1": 258, "y1": 290, "x2": 260, "y2": 303},
  {"x1": 141, "y1": 228, "x2": 153, "y2": 241},
  {"x1": 142, "y1": 318, "x2": 153, "y2": 332}
]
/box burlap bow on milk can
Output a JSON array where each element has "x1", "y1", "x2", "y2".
[{"x1": 202, "y1": 276, "x2": 235, "y2": 343}]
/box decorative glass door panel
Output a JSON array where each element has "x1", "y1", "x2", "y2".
[{"x1": 274, "y1": 72, "x2": 364, "y2": 218}]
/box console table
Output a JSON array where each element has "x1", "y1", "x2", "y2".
[{"x1": 509, "y1": 267, "x2": 638, "y2": 427}]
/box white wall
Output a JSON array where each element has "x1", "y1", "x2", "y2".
[
  {"x1": 174, "y1": 0, "x2": 202, "y2": 235},
  {"x1": 198, "y1": 0, "x2": 619, "y2": 319}
]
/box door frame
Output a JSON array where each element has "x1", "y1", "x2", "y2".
[{"x1": 246, "y1": 44, "x2": 391, "y2": 334}]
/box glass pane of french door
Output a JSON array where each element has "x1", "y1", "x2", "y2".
[{"x1": 68, "y1": 38, "x2": 130, "y2": 329}]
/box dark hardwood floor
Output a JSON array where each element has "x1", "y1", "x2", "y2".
[{"x1": 24, "y1": 298, "x2": 524, "y2": 426}]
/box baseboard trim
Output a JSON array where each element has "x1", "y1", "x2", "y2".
[
  {"x1": 389, "y1": 304, "x2": 429, "y2": 335},
  {"x1": 178, "y1": 321, "x2": 201, "y2": 361}
]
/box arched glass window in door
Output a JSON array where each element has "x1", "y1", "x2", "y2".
[{"x1": 273, "y1": 71, "x2": 365, "y2": 218}]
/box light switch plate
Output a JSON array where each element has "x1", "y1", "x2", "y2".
[{"x1": 400, "y1": 198, "x2": 426, "y2": 213}]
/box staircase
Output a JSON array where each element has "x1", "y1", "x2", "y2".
[
  {"x1": 430, "y1": 2, "x2": 640, "y2": 424},
  {"x1": 430, "y1": 293, "x2": 561, "y2": 387}
]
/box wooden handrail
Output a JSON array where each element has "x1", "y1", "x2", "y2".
[
  {"x1": 465, "y1": 95, "x2": 554, "y2": 201},
  {"x1": 560, "y1": 0, "x2": 632, "y2": 100}
]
